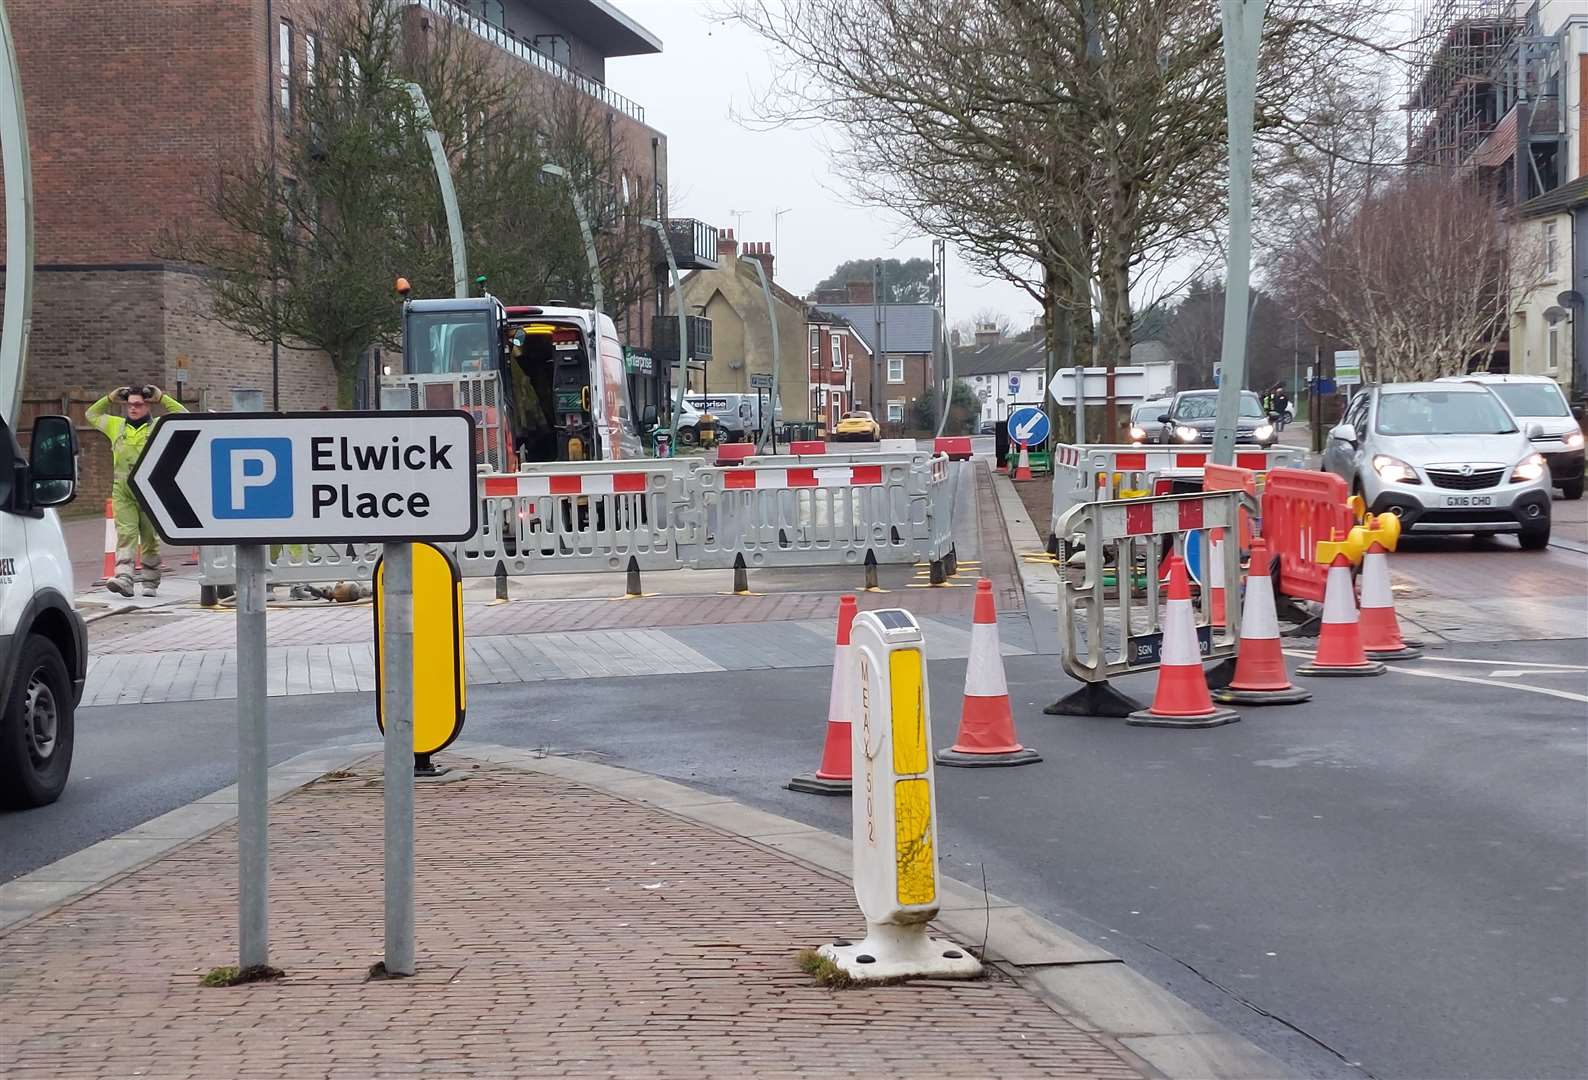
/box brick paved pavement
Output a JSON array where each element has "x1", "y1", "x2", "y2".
[{"x1": 0, "y1": 757, "x2": 1149, "y2": 1080}]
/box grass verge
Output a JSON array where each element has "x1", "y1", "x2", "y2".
[{"x1": 200, "y1": 964, "x2": 283, "y2": 987}]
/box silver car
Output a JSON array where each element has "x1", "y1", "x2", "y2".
[{"x1": 1321, "y1": 382, "x2": 1552, "y2": 549}]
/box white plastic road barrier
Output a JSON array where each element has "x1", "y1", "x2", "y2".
[{"x1": 819, "y1": 609, "x2": 981, "y2": 981}]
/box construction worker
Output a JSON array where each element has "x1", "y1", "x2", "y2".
[{"x1": 86, "y1": 385, "x2": 187, "y2": 596}]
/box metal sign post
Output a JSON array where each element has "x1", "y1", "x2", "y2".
[
  {"x1": 235, "y1": 543, "x2": 269, "y2": 970},
  {"x1": 130, "y1": 410, "x2": 477, "y2": 978}
]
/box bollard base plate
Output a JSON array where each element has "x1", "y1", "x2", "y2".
[
  {"x1": 818, "y1": 926, "x2": 982, "y2": 982},
  {"x1": 786, "y1": 774, "x2": 851, "y2": 796},
  {"x1": 935, "y1": 746, "x2": 1042, "y2": 768},
  {"x1": 1212, "y1": 685, "x2": 1313, "y2": 706},
  {"x1": 1045, "y1": 681, "x2": 1144, "y2": 718},
  {"x1": 1295, "y1": 660, "x2": 1387, "y2": 677},
  {"x1": 1127, "y1": 705, "x2": 1241, "y2": 728}
]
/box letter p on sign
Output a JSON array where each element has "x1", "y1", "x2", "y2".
[{"x1": 212, "y1": 438, "x2": 294, "y2": 519}]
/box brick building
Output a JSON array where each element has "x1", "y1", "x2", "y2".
[
  {"x1": 805, "y1": 308, "x2": 872, "y2": 430},
  {"x1": 2, "y1": 0, "x2": 667, "y2": 494},
  {"x1": 810, "y1": 281, "x2": 943, "y2": 431}
]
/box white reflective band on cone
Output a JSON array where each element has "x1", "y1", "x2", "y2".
[
  {"x1": 1321, "y1": 563, "x2": 1359, "y2": 624},
  {"x1": 963, "y1": 620, "x2": 1008, "y2": 697},
  {"x1": 1161, "y1": 598, "x2": 1203, "y2": 666},
  {"x1": 1241, "y1": 569, "x2": 1281, "y2": 639},
  {"x1": 1360, "y1": 551, "x2": 1392, "y2": 608}
]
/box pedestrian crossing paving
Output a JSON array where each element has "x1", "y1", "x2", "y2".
[{"x1": 79, "y1": 616, "x2": 1037, "y2": 706}]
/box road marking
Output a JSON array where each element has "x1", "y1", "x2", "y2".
[
  {"x1": 1385, "y1": 666, "x2": 1588, "y2": 705},
  {"x1": 1411, "y1": 656, "x2": 1588, "y2": 670},
  {"x1": 1489, "y1": 668, "x2": 1587, "y2": 679}
]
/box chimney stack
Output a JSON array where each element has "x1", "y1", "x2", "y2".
[
  {"x1": 745, "y1": 240, "x2": 774, "y2": 282},
  {"x1": 974, "y1": 323, "x2": 1002, "y2": 348},
  {"x1": 717, "y1": 227, "x2": 738, "y2": 260},
  {"x1": 845, "y1": 280, "x2": 875, "y2": 304}
]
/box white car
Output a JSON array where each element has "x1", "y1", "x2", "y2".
[{"x1": 1438, "y1": 373, "x2": 1583, "y2": 500}]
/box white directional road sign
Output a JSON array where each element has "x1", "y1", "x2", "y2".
[
  {"x1": 130, "y1": 411, "x2": 478, "y2": 545},
  {"x1": 1007, "y1": 406, "x2": 1050, "y2": 446}
]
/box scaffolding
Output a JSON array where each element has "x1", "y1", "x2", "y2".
[{"x1": 1405, "y1": 0, "x2": 1527, "y2": 168}]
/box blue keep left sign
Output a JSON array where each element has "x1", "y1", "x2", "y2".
[{"x1": 1007, "y1": 406, "x2": 1049, "y2": 446}]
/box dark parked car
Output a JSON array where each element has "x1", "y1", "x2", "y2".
[{"x1": 1158, "y1": 390, "x2": 1277, "y2": 448}]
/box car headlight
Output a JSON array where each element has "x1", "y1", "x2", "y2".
[
  {"x1": 1511, "y1": 453, "x2": 1546, "y2": 483},
  {"x1": 1372, "y1": 454, "x2": 1419, "y2": 484},
  {"x1": 1129, "y1": 425, "x2": 1146, "y2": 442},
  {"x1": 1175, "y1": 425, "x2": 1199, "y2": 442},
  {"x1": 1253, "y1": 423, "x2": 1274, "y2": 441},
  {"x1": 1565, "y1": 430, "x2": 1585, "y2": 450}
]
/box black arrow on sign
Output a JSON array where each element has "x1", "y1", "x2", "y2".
[{"x1": 150, "y1": 426, "x2": 201, "y2": 530}]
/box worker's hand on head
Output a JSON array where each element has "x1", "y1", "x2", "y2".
[
  {"x1": 114, "y1": 386, "x2": 131, "y2": 401},
  {"x1": 145, "y1": 385, "x2": 163, "y2": 401}
]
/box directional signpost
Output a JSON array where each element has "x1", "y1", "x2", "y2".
[{"x1": 131, "y1": 410, "x2": 477, "y2": 978}]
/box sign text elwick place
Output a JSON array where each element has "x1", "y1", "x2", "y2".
[{"x1": 130, "y1": 411, "x2": 478, "y2": 545}]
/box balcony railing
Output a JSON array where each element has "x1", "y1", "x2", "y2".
[
  {"x1": 655, "y1": 218, "x2": 719, "y2": 271},
  {"x1": 652, "y1": 315, "x2": 713, "y2": 364},
  {"x1": 414, "y1": 0, "x2": 646, "y2": 124}
]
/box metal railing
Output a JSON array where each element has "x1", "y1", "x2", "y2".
[{"x1": 414, "y1": 1, "x2": 647, "y2": 124}]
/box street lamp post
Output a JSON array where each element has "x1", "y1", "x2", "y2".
[
  {"x1": 643, "y1": 217, "x2": 688, "y2": 450},
  {"x1": 741, "y1": 254, "x2": 780, "y2": 453},
  {"x1": 405, "y1": 84, "x2": 467, "y2": 300},
  {"x1": 542, "y1": 162, "x2": 604, "y2": 320},
  {"x1": 1210, "y1": 0, "x2": 1267, "y2": 465}
]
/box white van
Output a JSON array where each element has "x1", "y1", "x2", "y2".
[{"x1": 0, "y1": 411, "x2": 86, "y2": 807}]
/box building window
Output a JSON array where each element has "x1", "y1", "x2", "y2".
[
  {"x1": 832, "y1": 399, "x2": 842, "y2": 426},
  {"x1": 810, "y1": 327, "x2": 820, "y2": 361},
  {"x1": 305, "y1": 31, "x2": 318, "y2": 88},
  {"x1": 887, "y1": 399, "x2": 905, "y2": 422},
  {"x1": 1548, "y1": 321, "x2": 1561, "y2": 370},
  {"x1": 887, "y1": 355, "x2": 904, "y2": 383},
  {"x1": 1544, "y1": 222, "x2": 1558, "y2": 276},
  {"x1": 831, "y1": 336, "x2": 844, "y2": 371},
  {"x1": 279, "y1": 20, "x2": 293, "y2": 112}
]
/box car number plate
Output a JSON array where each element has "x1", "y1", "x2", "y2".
[{"x1": 1443, "y1": 495, "x2": 1493, "y2": 507}]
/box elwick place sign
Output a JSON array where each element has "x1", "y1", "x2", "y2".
[{"x1": 130, "y1": 411, "x2": 479, "y2": 545}]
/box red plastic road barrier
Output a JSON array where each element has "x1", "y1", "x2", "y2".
[
  {"x1": 934, "y1": 436, "x2": 973, "y2": 460},
  {"x1": 716, "y1": 443, "x2": 755, "y2": 465},
  {"x1": 1204, "y1": 463, "x2": 1257, "y2": 550},
  {"x1": 790, "y1": 440, "x2": 826, "y2": 455},
  {"x1": 1260, "y1": 468, "x2": 1351, "y2": 602}
]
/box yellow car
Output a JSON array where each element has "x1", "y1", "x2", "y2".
[{"x1": 834, "y1": 410, "x2": 880, "y2": 442}]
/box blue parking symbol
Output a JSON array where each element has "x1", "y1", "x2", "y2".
[{"x1": 212, "y1": 438, "x2": 294, "y2": 519}]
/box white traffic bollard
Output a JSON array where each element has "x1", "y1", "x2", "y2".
[{"x1": 819, "y1": 609, "x2": 982, "y2": 981}]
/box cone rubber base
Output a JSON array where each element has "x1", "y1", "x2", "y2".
[
  {"x1": 1127, "y1": 705, "x2": 1241, "y2": 728},
  {"x1": 1045, "y1": 681, "x2": 1144, "y2": 718},
  {"x1": 1212, "y1": 685, "x2": 1313, "y2": 706},
  {"x1": 1295, "y1": 659, "x2": 1386, "y2": 677},
  {"x1": 1365, "y1": 645, "x2": 1423, "y2": 661},
  {"x1": 935, "y1": 746, "x2": 1042, "y2": 768},
  {"x1": 787, "y1": 775, "x2": 851, "y2": 796}
]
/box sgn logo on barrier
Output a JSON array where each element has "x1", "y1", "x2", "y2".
[{"x1": 212, "y1": 438, "x2": 293, "y2": 519}]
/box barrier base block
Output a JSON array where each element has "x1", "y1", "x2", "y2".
[
  {"x1": 786, "y1": 774, "x2": 851, "y2": 796},
  {"x1": 1295, "y1": 659, "x2": 1387, "y2": 677},
  {"x1": 935, "y1": 746, "x2": 1042, "y2": 769},
  {"x1": 1127, "y1": 705, "x2": 1241, "y2": 729},
  {"x1": 1203, "y1": 657, "x2": 1238, "y2": 690},
  {"x1": 1045, "y1": 680, "x2": 1143, "y2": 719},
  {"x1": 1365, "y1": 645, "x2": 1423, "y2": 661},
  {"x1": 818, "y1": 925, "x2": 982, "y2": 982},
  {"x1": 1212, "y1": 685, "x2": 1313, "y2": 706}
]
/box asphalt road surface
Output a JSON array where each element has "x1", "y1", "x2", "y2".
[{"x1": 6, "y1": 640, "x2": 1584, "y2": 1080}]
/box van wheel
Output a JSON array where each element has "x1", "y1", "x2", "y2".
[
  {"x1": 678, "y1": 427, "x2": 699, "y2": 448},
  {"x1": 1562, "y1": 479, "x2": 1583, "y2": 501},
  {"x1": 0, "y1": 636, "x2": 75, "y2": 809}
]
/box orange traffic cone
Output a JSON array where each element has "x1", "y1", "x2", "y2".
[
  {"x1": 1208, "y1": 528, "x2": 1228, "y2": 628},
  {"x1": 94, "y1": 498, "x2": 115, "y2": 586},
  {"x1": 1359, "y1": 541, "x2": 1421, "y2": 661},
  {"x1": 1214, "y1": 540, "x2": 1312, "y2": 705},
  {"x1": 937, "y1": 579, "x2": 1040, "y2": 767},
  {"x1": 788, "y1": 595, "x2": 858, "y2": 795},
  {"x1": 1296, "y1": 552, "x2": 1386, "y2": 677},
  {"x1": 1129, "y1": 555, "x2": 1240, "y2": 728},
  {"x1": 1013, "y1": 442, "x2": 1032, "y2": 481}
]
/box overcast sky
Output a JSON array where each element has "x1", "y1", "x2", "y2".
[{"x1": 602, "y1": 0, "x2": 1043, "y2": 332}]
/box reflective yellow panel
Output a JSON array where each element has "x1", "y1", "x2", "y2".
[
  {"x1": 376, "y1": 543, "x2": 465, "y2": 755},
  {"x1": 890, "y1": 647, "x2": 926, "y2": 775},
  {"x1": 894, "y1": 778, "x2": 936, "y2": 906}
]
